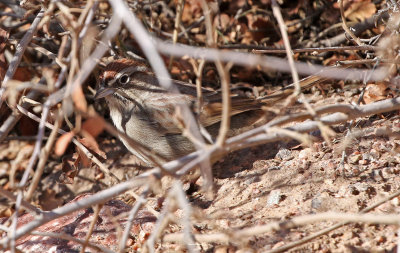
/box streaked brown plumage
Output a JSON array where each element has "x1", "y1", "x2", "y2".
[{"x1": 95, "y1": 58, "x2": 285, "y2": 165}]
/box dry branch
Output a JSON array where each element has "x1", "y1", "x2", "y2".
[{"x1": 0, "y1": 0, "x2": 398, "y2": 252}]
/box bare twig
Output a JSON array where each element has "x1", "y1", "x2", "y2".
[
  {"x1": 118, "y1": 186, "x2": 150, "y2": 253},
  {"x1": 154, "y1": 40, "x2": 388, "y2": 82},
  {"x1": 0, "y1": 177, "x2": 148, "y2": 249},
  {"x1": 30, "y1": 231, "x2": 116, "y2": 253},
  {"x1": 163, "y1": 187, "x2": 400, "y2": 248},
  {"x1": 80, "y1": 204, "x2": 102, "y2": 253},
  {"x1": 172, "y1": 181, "x2": 199, "y2": 253},
  {"x1": 0, "y1": 188, "x2": 42, "y2": 214},
  {"x1": 339, "y1": 0, "x2": 365, "y2": 46},
  {"x1": 0, "y1": 8, "x2": 45, "y2": 104},
  {"x1": 15, "y1": 104, "x2": 121, "y2": 183},
  {"x1": 168, "y1": 0, "x2": 184, "y2": 69},
  {"x1": 220, "y1": 45, "x2": 378, "y2": 54},
  {"x1": 25, "y1": 110, "x2": 62, "y2": 201}
]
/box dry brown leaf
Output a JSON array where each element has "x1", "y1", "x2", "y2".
[
  {"x1": 82, "y1": 116, "x2": 105, "y2": 138},
  {"x1": 0, "y1": 207, "x2": 13, "y2": 218},
  {"x1": 72, "y1": 86, "x2": 87, "y2": 112},
  {"x1": 168, "y1": 58, "x2": 193, "y2": 81},
  {"x1": 231, "y1": 67, "x2": 257, "y2": 80},
  {"x1": 363, "y1": 82, "x2": 389, "y2": 104},
  {"x1": 79, "y1": 136, "x2": 106, "y2": 159},
  {"x1": 214, "y1": 13, "x2": 231, "y2": 30},
  {"x1": 77, "y1": 135, "x2": 106, "y2": 168},
  {"x1": 181, "y1": 0, "x2": 202, "y2": 23},
  {"x1": 344, "y1": 1, "x2": 376, "y2": 22},
  {"x1": 243, "y1": 14, "x2": 277, "y2": 44},
  {"x1": 14, "y1": 67, "x2": 32, "y2": 82},
  {"x1": 39, "y1": 188, "x2": 64, "y2": 210},
  {"x1": 59, "y1": 154, "x2": 79, "y2": 185},
  {"x1": 55, "y1": 131, "x2": 74, "y2": 156}
]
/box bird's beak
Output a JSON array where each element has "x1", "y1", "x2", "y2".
[{"x1": 94, "y1": 86, "x2": 116, "y2": 99}]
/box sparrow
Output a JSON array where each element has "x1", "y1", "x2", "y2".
[{"x1": 95, "y1": 57, "x2": 315, "y2": 165}]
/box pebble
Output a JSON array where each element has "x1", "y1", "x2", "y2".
[
  {"x1": 299, "y1": 148, "x2": 312, "y2": 160},
  {"x1": 267, "y1": 189, "x2": 281, "y2": 206},
  {"x1": 275, "y1": 148, "x2": 293, "y2": 161}
]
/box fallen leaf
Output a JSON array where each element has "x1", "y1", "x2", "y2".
[
  {"x1": 344, "y1": 1, "x2": 376, "y2": 22},
  {"x1": 181, "y1": 0, "x2": 202, "y2": 23},
  {"x1": 55, "y1": 131, "x2": 74, "y2": 156},
  {"x1": 38, "y1": 188, "x2": 64, "y2": 210},
  {"x1": 77, "y1": 135, "x2": 106, "y2": 168},
  {"x1": 214, "y1": 13, "x2": 231, "y2": 30},
  {"x1": 82, "y1": 116, "x2": 105, "y2": 138},
  {"x1": 59, "y1": 154, "x2": 79, "y2": 185},
  {"x1": 243, "y1": 14, "x2": 277, "y2": 44},
  {"x1": 363, "y1": 82, "x2": 389, "y2": 104},
  {"x1": 72, "y1": 86, "x2": 87, "y2": 112},
  {"x1": 14, "y1": 67, "x2": 32, "y2": 82}
]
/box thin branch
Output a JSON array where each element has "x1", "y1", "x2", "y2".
[
  {"x1": 118, "y1": 187, "x2": 150, "y2": 253},
  {"x1": 0, "y1": 8, "x2": 45, "y2": 104},
  {"x1": 80, "y1": 204, "x2": 102, "y2": 253},
  {"x1": 0, "y1": 177, "x2": 148, "y2": 249},
  {"x1": 339, "y1": 0, "x2": 364, "y2": 46},
  {"x1": 30, "y1": 231, "x2": 116, "y2": 253},
  {"x1": 0, "y1": 188, "x2": 42, "y2": 214},
  {"x1": 154, "y1": 40, "x2": 388, "y2": 82},
  {"x1": 163, "y1": 187, "x2": 400, "y2": 247},
  {"x1": 25, "y1": 110, "x2": 62, "y2": 201}
]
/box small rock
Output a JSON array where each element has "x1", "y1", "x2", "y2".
[
  {"x1": 298, "y1": 148, "x2": 312, "y2": 160},
  {"x1": 376, "y1": 235, "x2": 386, "y2": 244},
  {"x1": 391, "y1": 197, "x2": 400, "y2": 206},
  {"x1": 323, "y1": 152, "x2": 333, "y2": 159},
  {"x1": 349, "y1": 237, "x2": 361, "y2": 246},
  {"x1": 353, "y1": 182, "x2": 369, "y2": 192},
  {"x1": 362, "y1": 153, "x2": 372, "y2": 161},
  {"x1": 327, "y1": 161, "x2": 336, "y2": 170},
  {"x1": 343, "y1": 231, "x2": 355, "y2": 240},
  {"x1": 312, "y1": 242, "x2": 321, "y2": 251},
  {"x1": 382, "y1": 167, "x2": 393, "y2": 176},
  {"x1": 275, "y1": 149, "x2": 293, "y2": 161},
  {"x1": 244, "y1": 176, "x2": 260, "y2": 185},
  {"x1": 215, "y1": 246, "x2": 236, "y2": 253},
  {"x1": 267, "y1": 189, "x2": 281, "y2": 206},
  {"x1": 311, "y1": 197, "x2": 322, "y2": 209},
  {"x1": 349, "y1": 154, "x2": 362, "y2": 164},
  {"x1": 344, "y1": 90, "x2": 354, "y2": 97},
  {"x1": 370, "y1": 149, "x2": 380, "y2": 159}
]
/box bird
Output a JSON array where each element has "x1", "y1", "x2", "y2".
[{"x1": 95, "y1": 57, "x2": 319, "y2": 165}]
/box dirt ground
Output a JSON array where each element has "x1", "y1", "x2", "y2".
[
  {"x1": 1, "y1": 0, "x2": 400, "y2": 252},
  {"x1": 1, "y1": 77, "x2": 399, "y2": 253},
  {"x1": 66, "y1": 84, "x2": 399, "y2": 252}
]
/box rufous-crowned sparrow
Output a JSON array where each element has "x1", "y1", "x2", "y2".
[{"x1": 95, "y1": 58, "x2": 299, "y2": 165}]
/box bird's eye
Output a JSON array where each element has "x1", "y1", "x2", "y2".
[{"x1": 118, "y1": 74, "x2": 130, "y2": 85}]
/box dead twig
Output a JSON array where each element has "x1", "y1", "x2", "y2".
[{"x1": 0, "y1": 177, "x2": 149, "y2": 249}]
